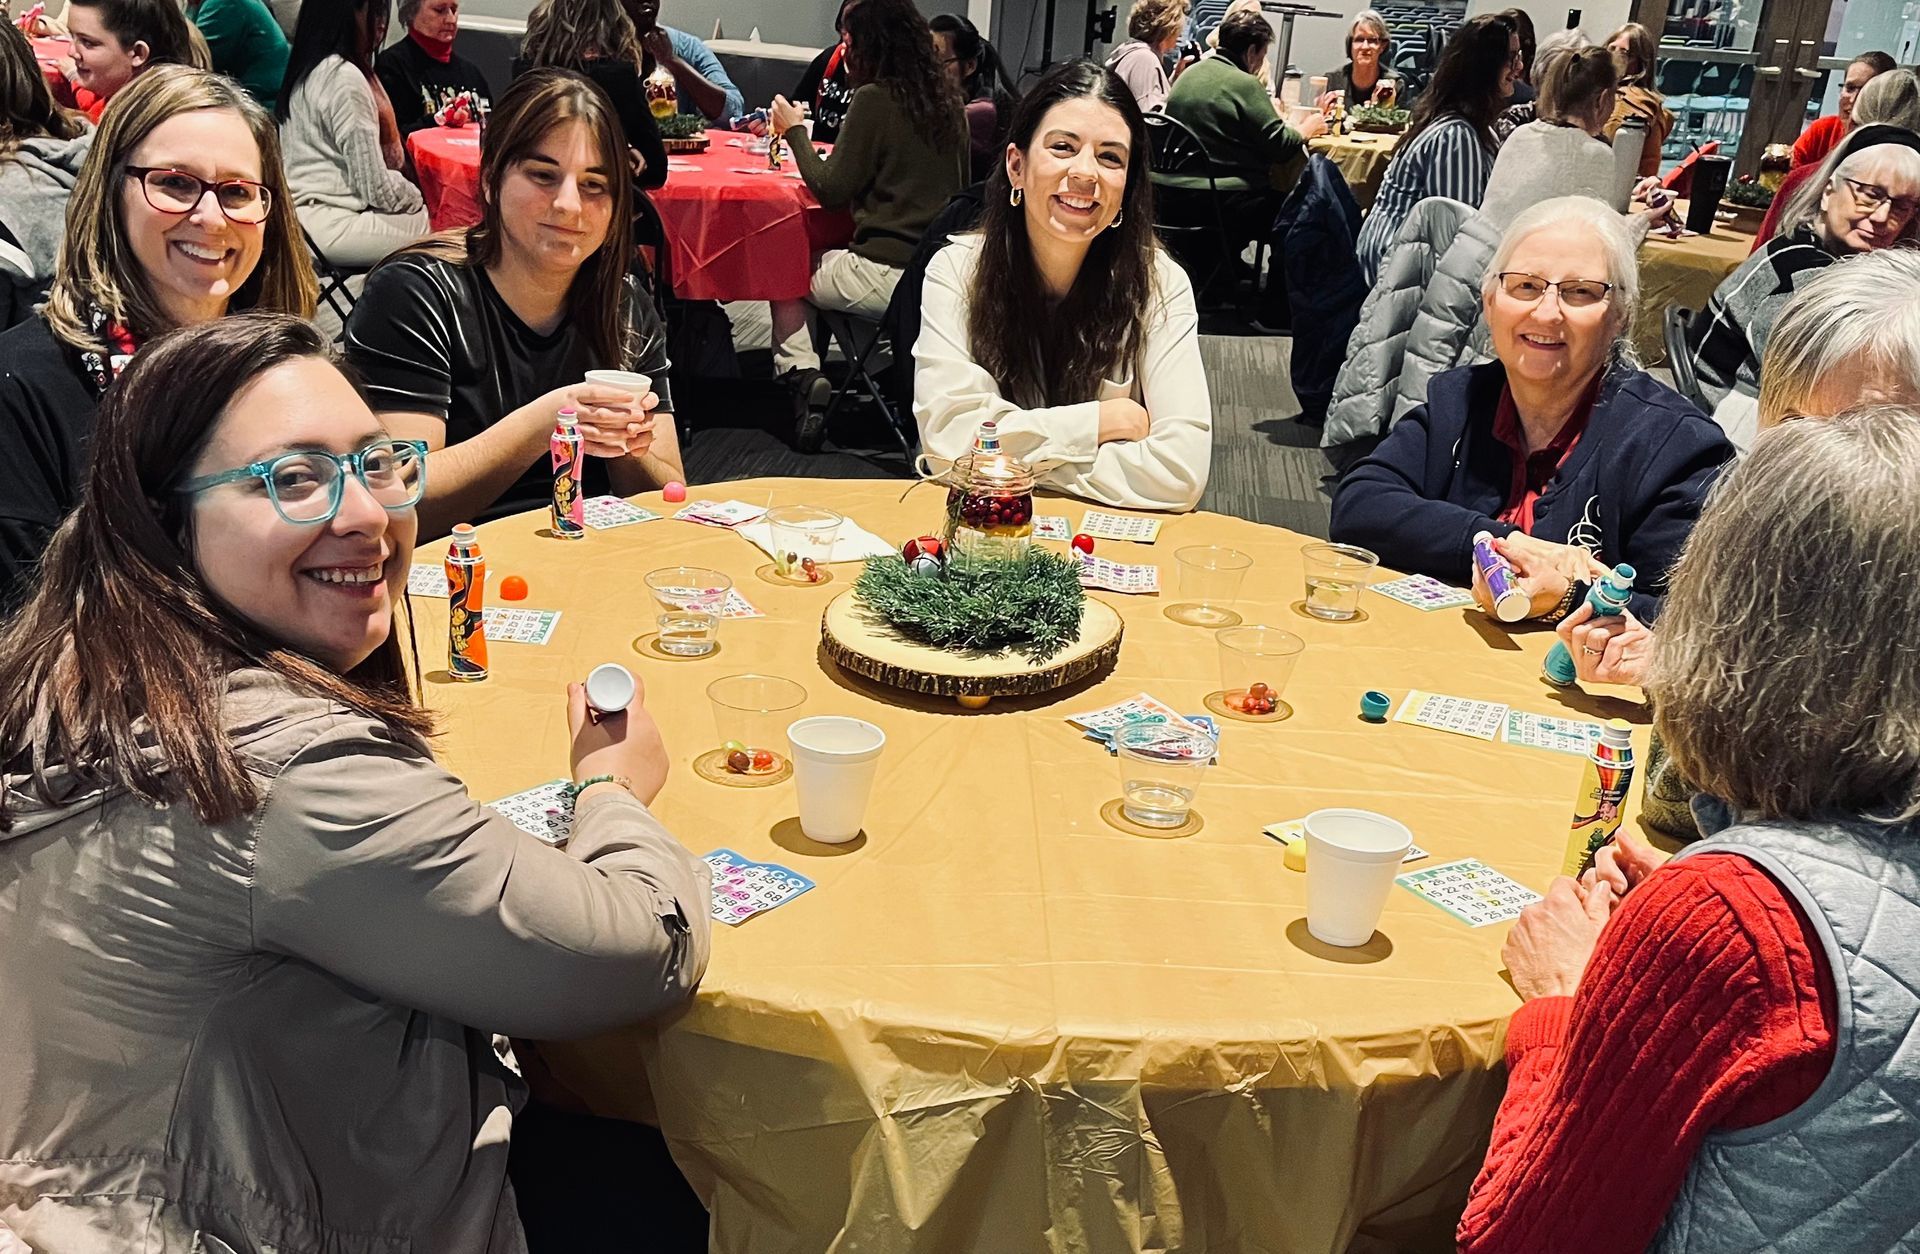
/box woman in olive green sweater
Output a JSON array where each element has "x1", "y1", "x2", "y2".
[{"x1": 768, "y1": 0, "x2": 966, "y2": 450}]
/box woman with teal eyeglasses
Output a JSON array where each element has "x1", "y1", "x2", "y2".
[{"x1": 0, "y1": 312, "x2": 710, "y2": 1253}]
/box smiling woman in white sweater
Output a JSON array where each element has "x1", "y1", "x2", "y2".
[
  {"x1": 278, "y1": 0, "x2": 427, "y2": 267},
  {"x1": 913, "y1": 59, "x2": 1212, "y2": 512}
]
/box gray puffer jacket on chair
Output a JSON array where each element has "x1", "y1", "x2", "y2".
[{"x1": 1324, "y1": 196, "x2": 1476, "y2": 456}]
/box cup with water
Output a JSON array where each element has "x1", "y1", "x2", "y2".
[
  {"x1": 1114, "y1": 723, "x2": 1216, "y2": 829},
  {"x1": 1299, "y1": 543, "x2": 1378, "y2": 620}
]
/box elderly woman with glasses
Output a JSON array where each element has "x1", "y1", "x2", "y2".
[
  {"x1": 1683, "y1": 124, "x2": 1920, "y2": 451},
  {"x1": 1332, "y1": 196, "x2": 1733, "y2": 624}
]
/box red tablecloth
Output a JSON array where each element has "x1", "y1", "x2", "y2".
[
  {"x1": 31, "y1": 35, "x2": 73, "y2": 106},
  {"x1": 407, "y1": 126, "x2": 856, "y2": 302}
]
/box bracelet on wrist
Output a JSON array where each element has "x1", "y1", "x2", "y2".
[
  {"x1": 566, "y1": 774, "x2": 632, "y2": 799},
  {"x1": 1539, "y1": 579, "x2": 1585, "y2": 625}
]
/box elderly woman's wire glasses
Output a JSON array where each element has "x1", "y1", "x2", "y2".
[
  {"x1": 1840, "y1": 177, "x2": 1920, "y2": 221},
  {"x1": 179, "y1": 439, "x2": 428, "y2": 525},
  {"x1": 1495, "y1": 272, "x2": 1614, "y2": 308},
  {"x1": 125, "y1": 167, "x2": 273, "y2": 224}
]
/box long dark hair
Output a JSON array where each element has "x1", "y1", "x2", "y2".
[
  {"x1": 0, "y1": 315, "x2": 431, "y2": 830},
  {"x1": 1399, "y1": 13, "x2": 1513, "y2": 156},
  {"x1": 0, "y1": 23, "x2": 85, "y2": 154},
  {"x1": 969, "y1": 59, "x2": 1156, "y2": 408},
  {"x1": 277, "y1": 0, "x2": 389, "y2": 121},
  {"x1": 929, "y1": 12, "x2": 1016, "y2": 105},
  {"x1": 399, "y1": 69, "x2": 636, "y2": 368},
  {"x1": 842, "y1": 0, "x2": 963, "y2": 152}
]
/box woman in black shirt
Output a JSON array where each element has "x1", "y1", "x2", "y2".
[
  {"x1": 344, "y1": 68, "x2": 679, "y2": 535},
  {"x1": 793, "y1": 0, "x2": 859, "y2": 144},
  {"x1": 374, "y1": 0, "x2": 494, "y2": 135},
  {"x1": 514, "y1": 0, "x2": 666, "y2": 190}
]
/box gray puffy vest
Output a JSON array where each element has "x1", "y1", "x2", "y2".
[{"x1": 1653, "y1": 814, "x2": 1920, "y2": 1253}]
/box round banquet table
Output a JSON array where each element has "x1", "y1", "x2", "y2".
[
  {"x1": 407, "y1": 127, "x2": 856, "y2": 302},
  {"x1": 423, "y1": 478, "x2": 1652, "y2": 1254},
  {"x1": 1633, "y1": 204, "x2": 1757, "y2": 367},
  {"x1": 1309, "y1": 130, "x2": 1399, "y2": 210}
]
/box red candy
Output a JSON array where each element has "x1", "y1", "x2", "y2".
[
  {"x1": 1071, "y1": 534, "x2": 1095, "y2": 555},
  {"x1": 500, "y1": 575, "x2": 529, "y2": 600},
  {"x1": 751, "y1": 748, "x2": 775, "y2": 771},
  {"x1": 725, "y1": 750, "x2": 751, "y2": 773},
  {"x1": 801, "y1": 557, "x2": 822, "y2": 582}
]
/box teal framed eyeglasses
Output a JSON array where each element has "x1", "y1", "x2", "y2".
[{"x1": 178, "y1": 438, "x2": 429, "y2": 525}]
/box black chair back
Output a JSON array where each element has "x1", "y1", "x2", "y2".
[{"x1": 1664, "y1": 305, "x2": 1708, "y2": 412}]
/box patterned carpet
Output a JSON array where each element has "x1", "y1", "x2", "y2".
[{"x1": 680, "y1": 334, "x2": 1338, "y2": 540}]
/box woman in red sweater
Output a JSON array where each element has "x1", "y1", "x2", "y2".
[{"x1": 1458, "y1": 406, "x2": 1920, "y2": 1251}]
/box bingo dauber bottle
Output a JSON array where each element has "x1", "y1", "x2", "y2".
[
  {"x1": 1472, "y1": 531, "x2": 1529, "y2": 622},
  {"x1": 551, "y1": 408, "x2": 585, "y2": 539},
  {"x1": 446, "y1": 523, "x2": 489, "y2": 681},
  {"x1": 1543, "y1": 563, "x2": 1635, "y2": 686},
  {"x1": 1561, "y1": 719, "x2": 1636, "y2": 877}
]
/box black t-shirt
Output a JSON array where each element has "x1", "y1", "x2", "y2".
[
  {"x1": 375, "y1": 36, "x2": 494, "y2": 136},
  {"x1": 793, "y1": 44, "x2": 854, "y2": 144},
  {"x1": 0, "y1": 313, "x2": 99, "y2": 610},
  {"x1": 342, "y1": 253, "x2": 675, "y2": 523},
  {"x1": 510, "y1": 54, "x2": 668, "y2": 191}
]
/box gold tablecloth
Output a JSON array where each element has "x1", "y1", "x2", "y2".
[
  {"x1": 423, "y1": 479, "x2": 1651, "y2": 1254},
  {"x1": 1634, "y1": 210, "x2": 1757, "y2": 366},
  {"x1": 1311, "y1": 131, "x2": 1399, "y2": 210}
]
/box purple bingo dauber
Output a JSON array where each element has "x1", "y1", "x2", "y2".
[{"x1": 1472, "y1": 531, "x2": 1530, "y2": 623}]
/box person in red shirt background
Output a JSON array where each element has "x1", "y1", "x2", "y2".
[
  {"x1": 55, "y1": 0, "x2": 198, "y2": 121},
  {"x1": 1792, "y1": 48, "x2": 1895, "y2": 168}
]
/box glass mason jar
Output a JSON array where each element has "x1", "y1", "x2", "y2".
[{"x1": 941, "y1": 422, "x2": 1034, "y2": 571}]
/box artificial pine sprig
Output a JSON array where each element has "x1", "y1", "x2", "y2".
[{"x1": 853, "y1": 550, "x2": 1086, "y2": 662}]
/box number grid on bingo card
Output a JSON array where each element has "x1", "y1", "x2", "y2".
[
  {"x1": 1078, "y1": 511, "x2": 1162, "y2": 543},
  {"x1": 1396, "y1": 859, "x2": 1541, "y2": 926}
]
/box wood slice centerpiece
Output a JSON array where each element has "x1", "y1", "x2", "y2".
[{"x1": 821, "y1": 588, "x2": 1124, "y2": 708}]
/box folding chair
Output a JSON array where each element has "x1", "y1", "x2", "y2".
[
  {"x1": 815, "y1": 304, "x2": 913, "y2": 458},
  {"x1": 301, "y1": 225, "x2": 372, "y2": 338},
  {"x1": 1664, "y1": 305, "x2": 1708, "y2": 412},
  {"x1": 1142, "y1": 111, "x2": 1237, "y2": 310}
]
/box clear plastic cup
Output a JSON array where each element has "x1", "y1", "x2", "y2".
[
  {"x1": 1167, "y1": 545, "x2": 1253, "y2": 627},
  {"x1": 1300, "y1": 543, "x2": 1378, "y2": 620},
  {"x1": 765, "y1": 505, "x2": 843, "y2": 580},
  {"x1": 1114, "y1": 723, "x2": 1216, "y2": 828},
  {"x1": 1215, "y1": 625, "x2": 1305, "y2": 716},
  {"x1": 787, "y1": 716, "x2": 886, "y2": 843},
  {"x1": 1303, "y1": 808, "x2": 1412, "y2": 946},
  {"x1": 646, "y1": 566, "x2": 732, "y2": 656},
  {"x1": 708, "y1": 674, "x2": 806, "y2": 775}
]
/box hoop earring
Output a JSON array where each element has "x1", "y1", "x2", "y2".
[
  {"x1": 1010, "y1": 187, "x2": 1023, "y2": 207},
  {"x1": 1110, "y1": 210, "x2": 1124, "y2": 228}
]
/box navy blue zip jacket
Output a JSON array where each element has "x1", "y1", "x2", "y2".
[{"x1": 1330, "y1": 360, "x2": 1734, "y2": 621}]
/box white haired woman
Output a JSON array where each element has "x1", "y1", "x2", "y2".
[
  {"x1": 1319, "y1": 9, "x2": 1391, "y2": 110},
  {"x1": 1683, "y1": 123, "x2": 1920, "y2": 450},
  {"x1": 1459, "y1": 405, "x2": 1920, "y2": 1251},
  {"x1": 1332, "y1": 196, "x2": 1733, "y2": 623}
]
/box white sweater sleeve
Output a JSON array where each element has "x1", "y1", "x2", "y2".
[
  {"x1": 315, "y1": 58, "x2": 424, "y2": 215},
  {"x1": 911, "y1": 241, "x2": 1213, "y2": 513}
]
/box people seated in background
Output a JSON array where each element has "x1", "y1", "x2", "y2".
[
  {"x1": 1332, "y1": 197, "x2": 1732, "y2": 623},
  {"x1": 916, "y1": 60, "x2": 1213, "y2": 512},
  {"x1": 621, "y1": 0, "x2": 741, "y2": 125},
  {"x1": 1499, "y1": 7, "x2": 1535, "y2": 104},
  {"x1": 0, "y1": 312, "x2": 710, "y2": 1252},
  {"x1": 1684, "y1": 126, "x2": 1920, "y2": 450},
  {"x1": 0, "y1": 65, "x2": 315, "y2": 607},
  {"x1": 375, "y1": 0, "x2": 493, "y2": 136},
  {"x1": 1600, "y1": 22, "x2": 1669, "y2": 178},
  {"x1": 931, "y1": 13, "x2": 1013, "y2": 182},
  {"x1": 187, "y1": 0, "x2": 288, "y2": 111},
  {"x1": 59, "y1": 0, "x2": 195, "y2": 121},
  {"x1": 1354, "y1": 14, "x2": 1517, "y2": 285},
  {"x1": 515, "y1": 0, "x2": 667, "y2": 192},
  {"x1": 1458, "y1": 404, "x2": 1920, "y2": 1253},
  {"x1": 0, "y1": 24, "x2": 90, "y2": 327},
  {"x1": 344, "y1": 69, "x2": 680, "y2": 534},
  {"x1": 766, "y1": 0, "x2": 966, "y2": 452},
  {"x1": 279, "y1": 0, "x2": 429, "y2": 269},
  {"x1": 1105, "y1": 0, "x2": 1187, "y2": 114},
  {"x1": 1755, "y1": 67, "x2": 1920, "y2": 248},
  {"x1": 1793, "y1": 48, "x2": 1894, "y2": 168},
  {"x1": 1320, "y1": 9, "x2": 1391, "y2": 110},
  {"x1": 1495, "y1": 26, "x2": 1584, "y2": 139},
  {"x1": 793, "y1": 0, "x2": 857, "y2": 143}
]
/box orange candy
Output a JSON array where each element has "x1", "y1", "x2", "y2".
[{"x1": 500, "y1": 575, "x2": 529, "y2": 601}]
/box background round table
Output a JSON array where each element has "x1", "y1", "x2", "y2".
[
  {"x1": 406, "y1": 127, "x2": 855, "y2": 302},
  {"x1": 423, "y1": 479, "x2": 1651, "y2": 1254},
  {"x1": 1310, "y1": 130, "x2": 1399, "y2": 211},
  {"x1": 1633, "y1": 206, "x2": 1757, "y2": 366},
  {"x1": 30, "y1": 35, "x2": 72, "y2": 107}
]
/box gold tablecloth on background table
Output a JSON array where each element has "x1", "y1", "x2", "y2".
[
  {"x1": 423, "y1": 478, "x2": 1650, "y2": 1254},
  {"x1": 1310, "y1": 131, "x2": 1399, "y2": 210},
  {"x1": 1634, "y1": 212, "x2": 1757, "y2": 366}
]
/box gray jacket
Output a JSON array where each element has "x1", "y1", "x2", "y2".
[
  {"x1": 0, "y1": 133, "x2": 90, "y2": 327},
  {"x1": 1325, "y1": 196, "x2": 1478, "y2": 450},
  {"x1": 0, "y1": 669, "x2": 711, "y2": 1253}
]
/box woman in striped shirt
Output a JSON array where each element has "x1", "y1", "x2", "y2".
[{"x1": 1354, "y1": 13, "x2": 1519, "y2": 284}]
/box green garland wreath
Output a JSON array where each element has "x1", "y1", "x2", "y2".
[{"x1": 853, "y1": 550, "x2": 1086, "y2": 663}]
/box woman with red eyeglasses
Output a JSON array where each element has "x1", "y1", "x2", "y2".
[{"x1": 0, "y1": 64, "x2": 315, "y2": 610}]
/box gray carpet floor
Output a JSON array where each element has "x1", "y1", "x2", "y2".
[{"x1": 681, "y1": 333, "x2": 1338, "y2": 539}]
